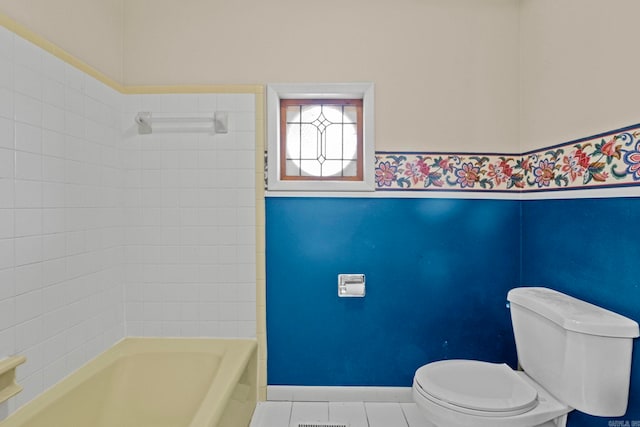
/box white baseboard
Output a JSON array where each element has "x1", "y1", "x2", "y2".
[{"x1": 267, "y1": 386, "x2": 414, "y2": 403}]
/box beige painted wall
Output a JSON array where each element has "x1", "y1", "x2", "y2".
[
  {"x1": 123, "y1": 0, "x2": 520, "y2": 152},
  {"x1": 0, "y1": 0, "x2": 123, "y2": 82},
  {"x1": 0, "y1": 0, "x2": 520, "y2": 152},
  {"x1": 519, "y1": 0, "x2": 640, "y2": 151},
  {"x1": 3, "y1": 1, "x2": 640, "y2": 152}
]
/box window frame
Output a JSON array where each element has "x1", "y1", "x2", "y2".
[{"x1": 267, "y1": 83, "x2": 375, "y2": 192}]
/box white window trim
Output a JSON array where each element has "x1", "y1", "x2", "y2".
[{"x1": 266, "y1": 82, "x2": 375, "y2": 192}]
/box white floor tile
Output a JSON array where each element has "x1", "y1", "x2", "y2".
[
  {"x1": 400, "y1": 403, "x2": 432, "y2": 427},
  {"x1": 251, "y1": 401, "x2": 292, "y2": 427},
  {"x1": 251, "y1": 400, "x2": 432, "y2": 427},
  {"x1": 289, "y1": 402, "x2": 329, "y2": 427},
  {"x1": 328, "y1": 402, "x2": 368, "y2": 427},
  {"x1": 364, "y1": 402, "x2": 408, "y2": 427}
]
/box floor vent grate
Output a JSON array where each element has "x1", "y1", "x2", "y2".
[{"x1": 298, "y1": 424, "x2": 348, "y2": 427}]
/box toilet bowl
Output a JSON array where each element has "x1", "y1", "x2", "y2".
[
  {"x1": 412, "y1": 360, "x2": 570, "y2": 427},
  {"x1": 412, "y1": 287, "x2": 639, "y2": 427}
]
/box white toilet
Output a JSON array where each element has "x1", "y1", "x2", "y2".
[{"x1": 412, "y1": 287, "x2": 640, "y2": 427}]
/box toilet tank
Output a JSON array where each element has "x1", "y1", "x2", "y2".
[{"x1": 507, "y1": 287, "x2": 639, "y2": 417}]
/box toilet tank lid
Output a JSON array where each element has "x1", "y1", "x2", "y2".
[{"x1": 508, "y1": 287, "x2": 639, "y2": 338}]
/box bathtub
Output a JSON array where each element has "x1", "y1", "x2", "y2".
[{"x1": 0, "y1": 338, "x2": 257, "y2": 427}]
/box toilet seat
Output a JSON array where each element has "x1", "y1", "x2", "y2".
[{"x1": 414, "y1": 360, "x2": 538, "y2": 417}]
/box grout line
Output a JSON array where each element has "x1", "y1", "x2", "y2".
[
  {"x1": 363, "y1": 402, "x2": 371, "y2": 427},
  {"x1": 288, "y1": 401, "x2": 294, "y2": 427},
  {"x1": 400, "y1": 404, "x2": 411, "y2": 427}
]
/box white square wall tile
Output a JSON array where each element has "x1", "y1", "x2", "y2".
[
  {"x1": 0, "y1": 238, "x2": 14, "y2": 270},
  {"x1": 14, "y1": 64, "x2": 42, "y2": 100},
  {"x1": 65, "y1": 87, "x2": 84, "y2": 116},
  {"x1": 192, "y1": 321, "x2": 215, "y2": 336},
  {"x1": 42, "y1": 356, "x2": 66, "y2": 390},
  {"x1": 42, "y1": 52, "x2": 66, "y2": 84},
  {"x1": 14, "y1": 180, "x2": 42, "y2": 209},
  {"x1": 230, "y1": 112, "x2": 255, "y2": 132},
  {"x1": 15, "y1": 370, "x2": 44, "y2": 409},
  {"x1": 217, "y1": 94, "x2": 255, "y2": 112},
  {"x1": 40, "y1": 271, "x2": 65, "y2": 304},
  {"x1": 14, "y1": 235, "x2": 43, "y2": 267},
  {"x1": 13, "y1": 36, "x2": 42, "y2": 72},
  {"x1": 14, "y1": 209, "x2": 42, "y2": 237},
  {"x1": 197, "y1": 94, "x2": 218, "y2": 112},
  {"x1": 14, "y1": 93, "x2": 43, "y2": 127},
  {"x1": 42, "y1": 104, "x2": 66, "y2": 133},
  {"x1": 64, "y1": 64, "x2": 84, "y2": 91},
  {"x1": 42, "y1": 156, "x2": 66, "y2": 183},
  {"x1": 123, "y1": 94, "x2": 141, "y2": 113},
  {"x1": 42, "y1": 234, "x2": 66, "y2": 261},
  {"x1": 83, "y1": 76, "x2": 113, "y2": 105},
  {"x1": 0, "y1": 297, "x2": 15, "y2": 330},
  {"x1": 0, "y1": 25, "x2": 14, "y2": 60},
  {"x1": 64, "y1": 112, "x2": 85, "y2": 139},
  {"x1": 237, "y1": 302, "x2": 256, "y2": 321},
  {"x1": 120, "y1": 92, "x2": 258, "y2": 340},
  {"x1": 42, "y1": 130, "x2": 65, "y2": 158},
  {"x1": 83, "y1": 96, "x2": 104, "y2": 125},
  {"x1": 43, "y1": 78, "x2": 65, "y2": 108},
  {"x1": 14, "y1": 290, "x2": 42, "y2": 323},
  {"x1": 15, "y1": 122, "x2": 43, "y2": 154},
  {"x1": 0, "y1": 327, "x2": 15, "y2": 359},
  {"x1": 0, "y1": 268, "x2": 14, "y2": 301},
  {"x1": 42, "y1": 182, "x2": 65, "y2": 209},
  {"x1": 41, "y1": 334, "x2": 67, "y2": 365},
  {"x1": 142, "y1": 302, "x2": 163, "y2": 321},
  {"x1": 0, "y1": 55, "x2": 12, "y2": 90},
  {"x1": 234, "y1": 132, "x2": 255, "y2": 151},
  {"x1": 65, "y1": 344, "x2": 89, "y2": 371},
  {"x1": 160, "y1": 94, "x2": 199, "y2": 113},
  {"x1": 179, "y1": 322, "x2": 199, "y2": 337},
  {"x1": 14, "y1": 316, "x2": 43, "y2": 352},
  {"x1": 216, "y1": 321, "x2": 239, "y2": 337},
  {"x1": 14, "y1": 263, "x2": 43, "y2": 295},
  {"x1": 178, "y1": 303, "x2": 198, "y2": 321},
  {"x1": 197, "y1": 302, "x2": 219, "y2": 321},
  {"x1": 0, "y1": 87, "x2": 13, "y2": 120},
  {"x1": 0, "y1": 179, "x2": 13, "y2": 209},
  {"x1": 15, "y1": 151, "x2": 42, "y2": 181},
  {"x1": 237, "y1": 321, "x2": 256, "y2": 338},
  {"x1": 139, "y1": 94, "x2": 163, "y2": 112},
  {"x1": 42, "y1": 208, "x2": 65, "y2": 234},
  {"x1": 0, "y1": 148, "x2": 14, "y2": 179},
  {"x1": 0, "y1": 116, "x2": 14, "y2": 149}
]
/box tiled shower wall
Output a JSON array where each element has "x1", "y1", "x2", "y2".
[
  {"x1": 0, "y1": 27, "x2": 125, "y2": 413},
  {"x1": 121, "y1": 94, "x2": 257, "y2": 338},
  {"x1": 0, "y1": 26, "x2": 257, "y2": 418}
]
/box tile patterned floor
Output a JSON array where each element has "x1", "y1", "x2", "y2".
[{"x1": 250, "y1": 401, "x2": 430, "y2": 427}]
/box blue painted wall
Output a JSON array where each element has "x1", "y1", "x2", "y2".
[
  {"x1": 266, "y1": 197, "x2": 520, "y2": 386},
  {"x1": 522, "y1": 197, "x2": 640, "y2": 426}
]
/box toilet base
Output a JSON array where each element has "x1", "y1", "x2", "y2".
[{"x1": 413, "y1": 371, "x2": 571, "y2": 427}]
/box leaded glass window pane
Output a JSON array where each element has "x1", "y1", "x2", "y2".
[{"x1": 280, "y1": 99, "x2": 363, "y2": 181}]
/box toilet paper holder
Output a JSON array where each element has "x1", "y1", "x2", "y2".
[{"x1": 338, "y1": 274, "x2": 366, "y2": 297}]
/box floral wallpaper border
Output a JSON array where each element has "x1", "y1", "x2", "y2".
[{"x1": 374, "y1": 123, "x2": 640, "y2": 192}]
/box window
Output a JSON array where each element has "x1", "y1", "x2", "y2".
[
  {"x1": 280, "y1": 99, "x2": 363, "y2": 181},
  {"x1": 267, "y1": 83, "x2": 375, "y2": 192}
]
